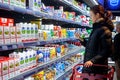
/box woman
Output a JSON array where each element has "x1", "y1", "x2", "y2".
[
  {"x1": 114, "y1": 22, "x2": 120, "y2": 80},
  {"x1": 75, "y1": 5, "x2": 114, "y2": 75}
]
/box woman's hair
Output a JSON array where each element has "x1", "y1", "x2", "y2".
[{"x1": 90, "y1": 5, "x2": 112, "y2": 20}]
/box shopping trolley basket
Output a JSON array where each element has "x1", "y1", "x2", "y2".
[{"x1": 70, "y1": 64, "x2": 115, "y2": 80}]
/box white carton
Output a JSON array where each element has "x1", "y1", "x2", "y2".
[
  {"x1": 10, "y1": 26, "x2": 16, "y2": 44},
  {"x1": 21, "y1": 23, "x2": 27, "y2": 42},
  {"x1": 4, "y1": 26, "x2": 10, "y2": 39},
  {"x1": 8, "y1": 59, "x2": 15, "y2": 78},
  {"x1": 3, "y1": 0, "x2": 10, "y2": 4},
  {"x1": 20, "y1": 0, "x2": 26, "y2": 8},
  {"x1": 0, "y1": 39, "x2": 4, "y2": 45},
  {"x1": 16, "y1": 24, "x2": 21, "y2": 38},
  {"x1": 15, "y1": 0, "x2": 21, "y2": 7},
  {"x1": 14, "y1": 58, "x2": 20, "y2": 76},
  {"x1": 10, "y1": 0, "x2": 15, "y2": 6},
  {"x1": 0, "y1": 26, "x2": 3, "y2": 39},
  {"x1": 10, "y1": 26, "x2": 16, "y2": 38},
  {"x1": 1, "y1": 60, "x2": 9, "y2": 76}
]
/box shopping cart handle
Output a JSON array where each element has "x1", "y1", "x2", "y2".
[{"x1": 73, "y1": 64, "x2": 113, "y2": 70}]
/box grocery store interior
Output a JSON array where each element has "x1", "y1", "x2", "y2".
[{"x1": 0, "y1": 0, "x2": 119, "y2": 80}]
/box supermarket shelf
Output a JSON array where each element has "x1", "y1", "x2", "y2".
[
  {"x1": 9, "y1": 47, "x2": 84, "y2": 80},
  {"x1": 56, "y1": 60, "x2": 83, "y2": 80},
  {"x1": 0, "y1": 38, "x2": 76, "y2": 51},
  {"x1": 56, "y1": 0, "x2": 90, "y2": 16},
  {"x1": 0, "y1": 3, "x2": 87, "y2": 26}
]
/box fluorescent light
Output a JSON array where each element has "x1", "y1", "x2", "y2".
[{"x1": 92, "y1": 0, "x2": 98, "y2": 5}]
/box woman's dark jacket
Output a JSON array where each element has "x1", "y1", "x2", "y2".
[{"x1": 82, "y1": 19, "x2": 114, "y2": 74}]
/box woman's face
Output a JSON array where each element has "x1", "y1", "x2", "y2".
[
  {"x1": 90, "y1": 11, "x2": 100, "y2": 23},
  {"x1": 116, "y1": 26, "x2": 120, "y2": 33}
]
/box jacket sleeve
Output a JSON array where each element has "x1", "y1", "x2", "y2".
[
  {"x1": 78, "y1": 38, "x2": 87, "y2": 47},
  {"x1": 90, "y1": 31, "x2": 112, "y2": 63},
  {"x1": 114, "y1": 35, "x2": 120, "y2": 61}
]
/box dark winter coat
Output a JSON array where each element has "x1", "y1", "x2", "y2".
[{"x1": 82, "y1": 18, "x2": 114, "y2": 74}]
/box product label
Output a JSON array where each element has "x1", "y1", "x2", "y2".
[
  {"x1": 32, "y1": 54, "x2": 36, "y2": 61},
  {"x1": 4, "y1": 26, "x2": 10, "y2": 39},
  {"x1": 16, "y1": 27, "x2": 21, "y2": 38},
  {"x1": 4, "y1": 38, "x2": 10, "y2": 44},
  {"x1": 10, "y1": 26, "x2": 16, "y2": 38},
  {"x1": 9, "y1": 59, "x2": 14, "y2": 72},
  {"x1": 11, "y1": 38, "x2": 16, "y2": 44},
  {"x1": 16, "y1": 0, "x2": 20, "y2": 6},
  {"x1": 27, "y1": 27, "x2": 30, "y2": 40},
  {"x1": 0, "y1": 39, "x2": 4, "y2": 45},
  {"x1": 2, "y1": 61, "x2": 8, "y2": 75},
  {"x1": 10, "y1": 0, "x2": 15, "y2": 5},
  {"x1": 21, "y1": 26, "x2": 26, "y2": 41},
  {"x1": 14, "y1": 59, "x2": 19, "y2": 71},
  {"x1": 3, "y1": 0, "x2": 9, "y2": 4},
  {"x1": 29, "y1": 55, "x2": 32, "y2": 62},
  {"x1": 20, "y1": 0, "x2": 26, "y2": 8},
  {"x1": 25, "y1": 56, "x2": 28, "y2": 64},
  {"x1": 20, "y1": 57, "x2": 24, "y2": 65}
]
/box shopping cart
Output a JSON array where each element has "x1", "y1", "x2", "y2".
[{"x1": 70, "y1": 64, "x2": 115, "y2": 80}]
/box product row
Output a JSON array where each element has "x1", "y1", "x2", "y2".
[
  {"x1": 0, "y1": 0, "x2": 91, "y2": 26},
  {"x1": 0, "y1": 0, "x2": 89, "y2": 13},
  {"x1": 0, "y1": 42, "x2": 83, "y2": 80},
  {"x1": 0, "y1": 17, "x2": 91, "y2": 45},
  {"x1": 25, "y1": 53, "x2": 83, "y2": 80}
]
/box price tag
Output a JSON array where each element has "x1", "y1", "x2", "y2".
[
  {"x1": 9, "y1": 5, "x2": 14, "y2": 10},
  {"x1": 37, "y1": 42, "x2": 40, "y2": 45},
  {"x1": 18, "y1": 43, "x2": 24, "y2": 48},
  {"x1": 12, "y1": 45, "x2": 17, "y2": 49},
  {"x1": 2, "y1": 46, "x2": 8, "y2": 50}
]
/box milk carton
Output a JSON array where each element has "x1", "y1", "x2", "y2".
[
  {"x1": 8, "y1": 58, "x2": 15, "y2": 78},
  {"x1": 3, "y1": 0, "x2": 10, "y2": 4},
  {"x1": 20, "y1": 23, "x2": 26, "y2": 42},
  {"x1": 10, "y1": 0, "x2": 15, "y2": 6},
  {"x1": 10, "y1": 26, "x2": 16, "y2": 44},
  {"x1": 27, "y1": 0, "x2": 40, "y2": 11},
  {"x1": 20, "y1": 0, "x2": 26, "y2": 8},
  {"x1": 14, "y1": 58, "x2": 20, "y2": 76},
  {"x1": 0, "y1": 26, "x2": 4, "y2": 45},
  {"x1": 16, "y1": 24, "x2": 21, "y2": 43}
]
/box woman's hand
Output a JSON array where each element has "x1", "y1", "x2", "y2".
[
  {"x1": 84, "y1": 61, "x2": 93, "y2": 67},
  {"x1": 75, "y1": 32, "x2": 84, "y2": 41},
  {"x1": 75, "y1": 32, "x2": 81, "y2": 39}
]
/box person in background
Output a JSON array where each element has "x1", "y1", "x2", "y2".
[
  {"x1": 114, "y1": 22, "x2": 120, "y2": 80},
  {"x1": 75, "y1": 5, "x2": 114, "y2": 79}
]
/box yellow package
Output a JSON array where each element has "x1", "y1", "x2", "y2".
[
  {"x1": 31, "y1": 20, "x2": 41, "y2": 29},
  {"x1": 43, "y1": 31, "x2": 47, "y2": 40},
  {"x1": 50, "y1": 47, "x2": 56, "y2": 59}
]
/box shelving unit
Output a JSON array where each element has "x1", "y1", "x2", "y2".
[
  {"x1": 56, "y1": 60, "x2": 83, "y2": 80},
  {"x1": 9, "y1": 47, "x2": 84, "y2": 80},
  {"x1": 0, "y1": 3, "x2": 89, "y2": 26},
  {"x1": 54, "y1": 0, "x2": 90, "y2": 16},
  {"x1": 0, "y1": 0, "x2": 90, "y2": 79},
  {"x1": 0, "y1": 38, "x2": 77, "y2": 51}
]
